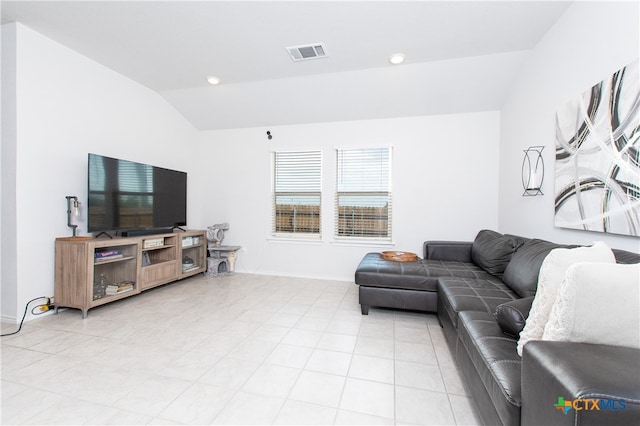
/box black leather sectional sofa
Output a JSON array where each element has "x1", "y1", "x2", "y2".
[{"x1": 355, "y1": 230, "x2": 640, "y2": 426}]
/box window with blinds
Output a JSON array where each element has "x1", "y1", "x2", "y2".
[
  {"x1": 335, "y1": 147, "x2": 392, "y2": 239},
  {"x1": 272, "y1": 150, "x2": 322, "y2": 236}
]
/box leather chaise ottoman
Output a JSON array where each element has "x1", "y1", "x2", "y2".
[{"x1": 354, "y1": 250, "x2": 495, "y2": 314}]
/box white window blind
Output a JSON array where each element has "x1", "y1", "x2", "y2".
[
  {"x1": 273, "y1": 150, "x2": 322, "y2": 235},
  {"x1": 335, "y1": 147, "x2": 392, "y2": 239}
]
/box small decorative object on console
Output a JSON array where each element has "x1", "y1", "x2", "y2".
[
  {"x1": 143, "y1": 237, "x2": 164, "y2": 249},
  {"x1": 65, "y1": 195, "x2": 81, "y2": 237},
  {"x1": 182, "y1": 255, "x2": 199, "y2": 273}
]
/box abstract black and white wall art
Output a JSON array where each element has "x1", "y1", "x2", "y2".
[{"x1": 555, "y1": 59, "x2": 640, "y2": 237}]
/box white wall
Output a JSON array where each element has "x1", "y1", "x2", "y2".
[
  {"x1": 1, "y1": 24, "x2": 197, "y2": 322},
  {"x1": 1, "y1": 24, "x2": 19, "y2": 323},
  {"x1": 195, "y1": 112, "x2": 501, "y2": 281},
  {"x1": 499, "y1": 1, "x2": 640, "y2": 252}
]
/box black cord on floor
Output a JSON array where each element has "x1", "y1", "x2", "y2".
[{"x1": 0, "y1": 297, "x2": 49, "y2": 337}]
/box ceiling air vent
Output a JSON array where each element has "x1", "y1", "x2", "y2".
[{"x1": 286, "y1": 43, "x2": 328, "y2": 61}]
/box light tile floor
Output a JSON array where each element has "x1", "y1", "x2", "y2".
[{"x1": 1, "y1": 273, "x2": 480, "y2": 425}]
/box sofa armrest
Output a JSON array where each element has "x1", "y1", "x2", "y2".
[
  {"x1": 522, "y1": 340, "x2": 640, "y2": 426},
  {"x1": 422, "y1": 241, "x2": 472, "y2": 262}
]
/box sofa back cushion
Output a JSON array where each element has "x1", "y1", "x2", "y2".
[
  {"x1": 471, "y1": 230, "x2": 523, "y2": 277},
  {"x1": 502, "y1": 239, "x2": 569, "y2": 297},
  {"x1": 612, "y1": 248, "x2": 640, "y2": 264}
]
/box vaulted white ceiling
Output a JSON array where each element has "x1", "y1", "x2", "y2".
[{"x1": 1, "y1": 1, "x2": 572, "y2": 130}]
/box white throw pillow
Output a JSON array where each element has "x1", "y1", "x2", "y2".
[
  {"x1": 542, "y1": 262, "x2": 640, "y2": 349},
  {"x1": 516, "y1": 242, "x2": 615, "y2": 356}
]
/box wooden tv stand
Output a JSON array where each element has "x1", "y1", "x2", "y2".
[{"x1": 54, "y1": 230, "x2": 206, "y2": 318}]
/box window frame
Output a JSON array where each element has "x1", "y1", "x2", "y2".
[
  {"x1": 334, "y1": 147, "x2": 392, "y2": 242},
  {"x1": 271, "y1": 150, "x2": 323, "y2": 239}
]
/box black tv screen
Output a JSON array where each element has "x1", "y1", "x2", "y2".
[{"x1": 88, "y1": 153, "x2": 187, "y2": 233}]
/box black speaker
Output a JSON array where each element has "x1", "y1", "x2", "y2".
[{"x1": 120, "y1": 228, "x2": 173, "y2": 237}]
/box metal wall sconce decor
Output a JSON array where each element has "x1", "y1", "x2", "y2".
[{"x1": 522, "y1": 146, "x2": 545, "y2": 196}]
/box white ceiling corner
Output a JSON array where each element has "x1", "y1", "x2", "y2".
[{"x1": 1, "y1": 1, "x2": 573, "y2": 130}]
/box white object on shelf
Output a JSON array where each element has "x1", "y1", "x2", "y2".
[
  {"x1": 143, "y1": 238, "x2": 164, "y2": 248},
  {"x1": 182, "y1": 264, "x2": 200, "y2": 273}
]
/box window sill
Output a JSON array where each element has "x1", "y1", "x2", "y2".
[
  {"x1": 267, "y1": 236, "x2": 324, "y2": 245},
  {"x1": 330, "y1": 239, "x2": 395, "y2": 248}
]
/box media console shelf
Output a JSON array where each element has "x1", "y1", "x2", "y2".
[
  {"x1": 140, "y1": 234, "x2": 178, "y2": 290},
  {"x1": 55, "y1": 230, "x2": 206, "y2": 318}
]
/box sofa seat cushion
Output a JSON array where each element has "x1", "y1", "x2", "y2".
[
  {"x1": 458, "y1": 311, "x2": 522, "y2": 425},
  {"x1": 355, "y1": 252, "x2": 493, "y2": 292},
  {"x1": 437, "y1": 277, "x2": 518, "y2": 328}
]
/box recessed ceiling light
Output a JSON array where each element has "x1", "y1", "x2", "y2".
[
  {"x1": 207, "y1": 76, "x2": 220, "y2": 85},
  {"x1": 388, "y1": 53, "x2": 405, "y2": 65}
]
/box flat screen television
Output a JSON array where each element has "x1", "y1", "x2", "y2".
[{"x1": 87, "y1": 153, "x2": 187, "y2": 233}]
